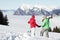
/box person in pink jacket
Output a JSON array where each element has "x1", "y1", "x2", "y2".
[
  {"x1": 28, "y1": 15, "x2": 37, "y2": 37},
  {"x1": 28, "y1": 15, "x2": 37, "y2": 28}
]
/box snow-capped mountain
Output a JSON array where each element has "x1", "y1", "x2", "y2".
[
  {"x1": 14, "y1": 7, "x2": 51, "y2": 15},
  {"x1": 14, "y1": 8, "x2": 26, "y2": 15},
  {"x1": 14, "y1": 6, "x2": 60, "y2": 16},
  {"x1": 51, "y1": 9, "x2": 60, "y2": 16},
  {"x1": 26, "y1": 7, "x2": 41, "y2": 15}
]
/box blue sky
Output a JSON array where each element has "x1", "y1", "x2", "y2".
[{"x1": 0, "y1": 0, "x2": 60, "y2": 10}]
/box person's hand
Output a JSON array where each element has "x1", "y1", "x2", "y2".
[
  {"x1": 36, "y1": 25, "x2": 41, "y2": 28},
  {"x1": 48, "y1": 15, "x2": 53, "y2": 19}
]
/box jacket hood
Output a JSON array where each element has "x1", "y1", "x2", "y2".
[{"x1": 32, "y1": 15, "x2": 35, "y2": 18}]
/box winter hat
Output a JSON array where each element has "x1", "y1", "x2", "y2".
[{"x1": 32, "y1": 15, "x2": 35, "y2": 18}]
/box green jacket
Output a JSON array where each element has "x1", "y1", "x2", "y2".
[{"x1": 42, "y1": 18, "x2": 50, "y2": 30}]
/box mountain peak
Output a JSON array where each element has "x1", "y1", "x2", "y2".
[{"x1": 19, "y1": 4, "x2": 58, "y2": 11}]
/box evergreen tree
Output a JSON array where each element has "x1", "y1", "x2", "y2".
[
  {"x1": 3, "y1": 15, "x2": 9, "y2": 25},
  {"x1": 0, "y1": 10, "x2": 9, "y2": 25},
  {"x1": 53, "y1": 26, "x2": 60, "y2": 33},
  {"x1": 0, "y1": 10, "x2": 4, "y2": 24}
]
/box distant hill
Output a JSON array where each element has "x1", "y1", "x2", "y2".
[{"x1": 1, "y1": 10, "x2": 16, "y2": 12}]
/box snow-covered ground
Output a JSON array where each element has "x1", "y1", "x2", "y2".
[{"x1": 0, "y1": 11, "x2": 60, "y2": 40}]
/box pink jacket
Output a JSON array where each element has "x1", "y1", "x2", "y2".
[{"x1": 28, "y1": 15, "x2": 37, "y2": 28}]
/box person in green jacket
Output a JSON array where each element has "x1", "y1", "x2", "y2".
[{"x1": 40, "y1": 15, "x2": 52, "y2": 37}]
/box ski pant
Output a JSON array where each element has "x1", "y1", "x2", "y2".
[
  {"x1": 31, "y1": 28, "x2": 35, "y2": 37},
  {"x1": 40, "y1": 27, "x2": 49, "y2": 37}
]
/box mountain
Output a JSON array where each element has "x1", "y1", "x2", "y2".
[
  {"x1": 14, "y1": 7, "x2": 51, "y2": 15},
  {"x1": 51, "y1": 9, "x2": 60, "y2": 16},
  {"x1": 41, "y1": 8, "x2": 51, "y2": 16},
  {"x1": 14, "y1": 8, "x2": 26, "y2": 15},
  {"x1": 14, "y1": 7, "x2": 60, "y2": 16},
  {"x1": 1, "y1": 10, "x2": 15, "y2": 12},
  {"x1": 27, "y1": 7, "x2": 41, "y2": 15}
]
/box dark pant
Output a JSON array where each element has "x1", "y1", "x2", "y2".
[{"x1": 40, "y1": 28, "x2": 49, "y2": 37}]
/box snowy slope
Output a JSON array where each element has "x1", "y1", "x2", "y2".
[{"x1": 0, "y1": 11, "x2": 60, "y2": 40}]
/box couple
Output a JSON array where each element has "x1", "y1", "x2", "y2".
[{"x1": 28, "y1": 15, "x2": 52, "y2": 37}]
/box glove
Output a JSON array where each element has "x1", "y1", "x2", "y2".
[{"x1": 36, "y1": 25, "x2": 41, "y2": 28}]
